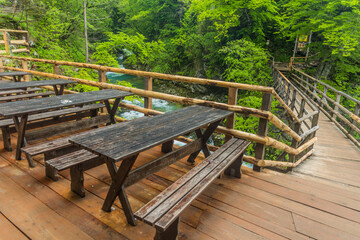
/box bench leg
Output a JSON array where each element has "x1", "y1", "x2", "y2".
[
  {"x1": 154, "y1": 218, "x2": 179, "y2": 240},
  {"x1": 45, "y1": 152, "x2": 58, "y2": 180},
  {"x1": 1, "y1": 127, "x2": 12, "y2": 152},
  {"x1": 24, "y1": 153, "x2": 36, "y2": 168},
  {"x1": 70, "y1": 165, "x2": 85, "y2": 198},
  {"x1": 45, "y1": 165, "x2": 59, "y2": 181},
  {"x1": 224, "y1": 153, "x2": 244, "y2": 178}
]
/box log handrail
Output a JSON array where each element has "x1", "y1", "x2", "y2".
[
  {"x1": 0, "y1": 56, "x2": 320, "y2": 169},
  {"x1": 293, "y1": 67, "x2": 360, "y2": 105},
  {"x1": 288, "y1": 68, "x2": 360, "y2": 148}
]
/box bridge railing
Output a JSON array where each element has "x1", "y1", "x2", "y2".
[
  {"x1": 0, "y1": 29, "x2": 30, "y2": 56},
  {"x1": 290, "y1": 67, "x2": 360, "y2": 148},
  {"x1": 0, "y1": 55, "x2": 319, "y2": 170},
  {"x1": 272, "y1": 69, "x2": 320, "y2": 167}
]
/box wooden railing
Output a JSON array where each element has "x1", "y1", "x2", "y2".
[
  {"x1": 0, "y1": 55, "x2": 319, "y2": 170},
  {"x1": 0, "y1": 29, "x2": 30, "y2": 55},
  {"x1": 290, "y1": 67, "x2": 360, "y2": 148}
]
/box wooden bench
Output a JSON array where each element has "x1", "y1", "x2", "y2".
[
  {"x1": 0, "y1": 91, "x2": 54, "y2": 102},
  {"x1": 2, "y1": 103, "x2": 104, "y2": 152},
  {"x1": 21, "y1": 113, "x2": 111, "y2": 168},
  {"x1": 0, "y1": 88, "x2": 43, "y2": 96},
  {"x1": 134, "y1": 138, "x2": 250, "y2": 240},
  {"x1": 45, "y1": 149, "x2": 103, "y2": 196}
]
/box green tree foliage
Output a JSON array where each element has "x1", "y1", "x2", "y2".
[
  {"x1": 220, "y1": 39, "x2": 271, "y2": 86},
  {"x1": 93, "y1": 32, "x2": 165, "y2": 70}
]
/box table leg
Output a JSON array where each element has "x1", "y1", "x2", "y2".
[
  {"x1": 102, "y1": 155, "x2": 138, "y2": 226},
  {"x1": 13, "y1": 115, "x2": 28, "y2": 160},
  {"x1": 187, "y1": 120, "x2": 221, "y2": 163},
  {"x1": 53, "y1": 85, "x2": 59, "y2": 95},
  {"x1": 104, "y1": 98, "x2": 121, "y2": 124},
  {"x1": 59, "y1": 85, "x2": 65, "y2": 95},
  {"x1": 161, "y1": 140, "x2": 174, "y2": 153}
]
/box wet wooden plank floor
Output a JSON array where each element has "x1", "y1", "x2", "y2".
[{"x1": 0, "y1": 113, "x2": 359, "y2": 240}]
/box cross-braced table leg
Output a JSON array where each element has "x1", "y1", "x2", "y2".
[
  {"x1": 104, "y1": 98, "x2": 121, "y2": 124},
  {"x1": 187, "y1": 119, "x2": 221, "y2": 163},
  {"x1": 13, "y1": 114, "x2": 28, "y2": 161},
  {"x1": 102, "y1": 155, "x2": 138, "y2": 226},
  {"x1": 53, "y1": 84, "x2": 65, "y2": 95}
]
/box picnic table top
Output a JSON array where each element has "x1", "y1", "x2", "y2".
[
  {"x1": 69, "y1": 105, "x2": 233, "y2": 162},
  {"x1": 0, "y1": 89, "x2": 132, "y2": 117},
  {"x1": 0, "y1": 79, "x2": 75, "y2": 91},
  {"x1": 0, "y1": 71, "x2": 32, "y2": 77}
]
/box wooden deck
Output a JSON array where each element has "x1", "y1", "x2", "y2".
[{"x1": 0, "y1": 112, "x2": 359, "y2": 239}]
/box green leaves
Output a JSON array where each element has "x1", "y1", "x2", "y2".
[
  {"x1": 93, "y1": 32, "x2": 165, "y2": 70},
  {"x1": 220, "y1": 39, "x2": 271, "y2": 86}
]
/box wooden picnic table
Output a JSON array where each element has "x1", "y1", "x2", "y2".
[
  {"x1": 0, "y1": 89, "x2": 132, "y2": 160},
  {"x1": 0, "y1": 79, "x2": 75, "y2": 95},
  {"x1": 69, "y1": 105, "x2": 232, "y2": 226},
  {"x1": 0, "y1": 71, "x2": 32, "y2": 82}
]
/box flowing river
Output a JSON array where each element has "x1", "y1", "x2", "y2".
[{"x1": 106, "y1": 71, "x2": 183, "y2": 119}]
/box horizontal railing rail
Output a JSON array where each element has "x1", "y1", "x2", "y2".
[
  {"x1": 0, "y1": 55, "x2": 319, "y2": 170},
  {"x1": 290, "y1": 67, "x2": 360, "y2": 148}
]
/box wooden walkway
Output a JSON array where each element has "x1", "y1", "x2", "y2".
[{"x1": 0, "y1": 113, "x2": 359, "y2": 239}]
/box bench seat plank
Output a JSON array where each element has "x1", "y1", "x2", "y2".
[
  {"x1": 46, "y1": 149, "x2": 99, "y2": 171},
  {"x1": 25, "y1": 114, "x2": 111, "y2": 141},
  {"x1": 0, "y1": 91, "x2": 54, "y2": 101},
  {"x1": 0, "y1": 88, "x2": 43, "y2": 96},
  {"x1": 155, "y1": 139, "x2": 249, "y2": 231},
  {"x1": 0, "y1": 103, "x2": 104, "y2": 128},
  {"x1": 134, "y1": 138, "x2": 249, "y2": 234}
]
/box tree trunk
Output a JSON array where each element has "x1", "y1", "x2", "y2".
[{"x1": 84, "y1": 0, "x2": 89, "y2": 63}]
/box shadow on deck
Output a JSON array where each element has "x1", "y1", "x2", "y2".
[{"x1": 0, "y1": 122, "x2": 360, "y2": 240}]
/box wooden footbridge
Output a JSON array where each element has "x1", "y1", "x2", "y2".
[{"x1": 0, "y1": 36, "x2": 359, "y2": 239}]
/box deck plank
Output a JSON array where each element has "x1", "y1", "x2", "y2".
[
  {"x1": 0, "y1": 213, "x2": 28, "y2": 240},
  {"x1": 0, "y1": 171, "x2": 93, "y2": 240},
  {"x1": 0, "y1": 108, "x2": 359, "y2": 239}
]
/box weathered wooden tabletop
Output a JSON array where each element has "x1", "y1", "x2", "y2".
[
  {"x1": 0, "y1": 71, "x2": 32, "y2": 77},
  {"x1": 70, "y1": 105, "x2": 233, "y2": 162},
  {"x1": 0, "y1": 79, "x2": 74, "y2": 91},
  {"x1": 0, "y1": 89, "x2": 132, "y2": 117}
]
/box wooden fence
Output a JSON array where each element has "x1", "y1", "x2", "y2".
[
  {"x1": 290, "y1": 67, "x2": 360, "y2": 148},
  {"x1": 0, "y1": 29, "x2": 30, "y2": 55},
  {"x1": 0, "y1": 55, "x2": 320, "y2": 170}
]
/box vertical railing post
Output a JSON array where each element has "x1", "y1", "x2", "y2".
[
  {"x1": 98, "y1": 70, "x2": 107, "y2": 113},
  {"x1": 22, "y1": 60, "x2": 30, "y2": 81},
  {"x1": 309, "y1": 112, "x2": 319, "y2": 151},
  {"x1": 144, "y1": 77, "x2": 153, "y2": 113},
  {"x1": 53, "y1": 64, "x2": 60, "y2": 75},
  {"x1": 288, "y1": 122, "x2": 301, "y2": 166},
  {"x1": 290, "y1": 90, "x2": 297, "y2": 111},
  {"x1": 285, "y1": 82, "x2": 291, "y2": 105},
  {"x1": 0, "y1": 56, "x2": 3, "y2": 80},
  {"x1": 321, "y1": 86, "x2": 328, "y2": 108},
  {"x1": 349, "y1": 103, "x2": 360, "y2": 136},
  {"x1": 288, "y1": 97, "x2": 304, "y2": 168},
  {"x1": 305, "y1": 76, "x2": 309, "y2": 89},
  {"x1": 332, "y1": 93, "x2": 341, "y2": 117},
  {"x1": 225, "y1": 87, "x2": 238, "y2": 142},
  {"x1": 253, "y1": 93, "x2": 272, "y2": 172},
  {"x1": 2, "y1": 31, "x2": 10, "y2": 55},
  {"x1": 312, "y1": 82, "x2": 317, "y2": 101}
]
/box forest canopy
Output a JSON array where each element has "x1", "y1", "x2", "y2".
[{"x1": 0, "y1": 0, "x2": 359, "y2": 95}]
